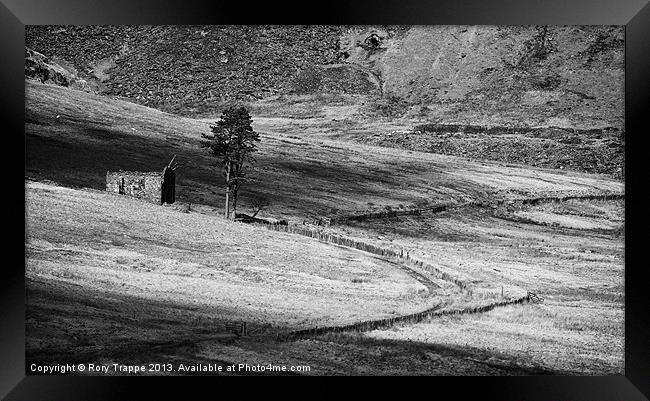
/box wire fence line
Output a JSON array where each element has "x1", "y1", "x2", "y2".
[
  {"x1": 257, "y1": 221, "x2": 537, "y2": 339},
  {"x1": 312, "y1": 192, "x2": 625, "y2": 226},
  {"x1": 253, "y1": 193, "x2": 587, "y2": 339},
  {"x1": 330, "y1": 204, "x2": 447, "y2": 224},
  {"x1": 260, "y1": 222, "x2": 469, "y2": 290},
  {"x1": 246, "y1": 191, "x2": 622, "y2": 339},
  {"x1": 284, "y1": 295, "x2": 531, "y2": 340}
]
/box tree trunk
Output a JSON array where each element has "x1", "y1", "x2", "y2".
[
  {"x1": 231, "y1": 187, "x2": 238, "y2": 219},
  {"x1": 225, "y1": 161, "x2": 231, "y2": 219},
  {"x1": 230, "y1": 161, "x2": 242, "y2": 220},
  {"x1": 231, "y1": 179, "x2": 241, "y2": 219}
]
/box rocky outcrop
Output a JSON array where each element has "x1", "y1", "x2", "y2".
[{"x1": 25, "y1": 47, "x2": 91, "y2": 92}]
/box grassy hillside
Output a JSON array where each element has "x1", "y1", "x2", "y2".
[
  {"x1": 26, "y1": 180, "x2": 442, "y2": 328},
  {"x1": 25, "y1": 80, "x2": 624, "y2": 375},
  {"x1": 26, "y1": 179, "x2": 451, "y2": 361},
  {"x1": 25, "y1": 81, "x2": 623, "y2": 223},
  {"x1": 25, "y1": 178, "x2": 623, "y2": 375},
  {"x1": 25, "y1": 25, "x2": 623, "y2": 129}
]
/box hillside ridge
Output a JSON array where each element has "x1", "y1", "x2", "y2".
[{"x1": 26, "y1": 25, "x2": 623, "y2": 128}]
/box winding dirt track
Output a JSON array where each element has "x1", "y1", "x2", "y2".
[
  {"x1": 276, "y1": 190, "x2": 624, "y2": 339},
  {"x1": 266, "y1": 225, "x2": 531, "y2": 340},
  {"x1": 328, "y1": 243, "x2": 441, "y2": 293}
]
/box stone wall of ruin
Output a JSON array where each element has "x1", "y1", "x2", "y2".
[{"x1": 106, "y1": 171, "x2": 163, "y2": 204}]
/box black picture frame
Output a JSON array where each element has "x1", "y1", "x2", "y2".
[{"x1": 2, "y1": 0, "x2": 649, "y2": 399}]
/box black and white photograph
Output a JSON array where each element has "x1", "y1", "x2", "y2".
[{"x1": 24, "y1": 24, "x2": 625, "y2": 376}]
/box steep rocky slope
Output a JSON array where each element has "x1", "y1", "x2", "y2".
[
  {"x1": 24, "y1": 47, "x2": 92, "y2": 92},
  {"x1": 344, "y1": 25, "x2": 624, "y2": 128},
  {"x1": 26, "y1": 25, "x2": 623, "y2": 129},
  {"x1": 26, "y1": 25, "x2": 347, "y2": 115}
]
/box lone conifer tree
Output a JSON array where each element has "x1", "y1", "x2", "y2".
[{"x1": 201, "y1": 106, "x2": 259, "y2": 219}]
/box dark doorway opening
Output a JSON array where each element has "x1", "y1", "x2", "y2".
[{"x1": 161, "y1": 167, "x2": 175, "y2": 204}]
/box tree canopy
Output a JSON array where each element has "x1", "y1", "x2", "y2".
[{"x1": 201, "y1": 106, "x2": 259, "y2": 218}]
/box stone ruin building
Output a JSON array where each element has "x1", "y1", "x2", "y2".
[{"x1": 106, "y1": 156, "x2": 180, "y2": 204}]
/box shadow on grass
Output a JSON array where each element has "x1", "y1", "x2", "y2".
[
  {"x1": 301, "y1": 331, "x2": 571, "y2": 375},
  {"x1": 26, "y1": 119, "x2": 446, "y2": 218},
  {"x1": 26, "y1": 276, "x2": 572, "y2": 376},
  {"x1": 25, "y1": 277, "x2": 247, "y2": 364}
]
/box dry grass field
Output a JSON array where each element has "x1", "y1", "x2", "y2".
[
  {"x1": 26, "y1": 180, "x2": 449, "y2": 360},
  {"x1": 25, "y1": 81, "x2": 624, "y2": 375},
  {"x1": 327, "y1": 199, "x2": 624, "y2": 374}
]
